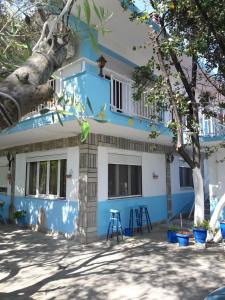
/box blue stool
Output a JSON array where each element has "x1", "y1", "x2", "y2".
[
  {"x1": 139, "y1": 205, "x2": 152, "y2": 233},
  {"x1": 107, "y1": 209, "x2": 123, "y2": 242},
  {"x1": 129, "y1": 207, "x2": 141, "y2": 236}
]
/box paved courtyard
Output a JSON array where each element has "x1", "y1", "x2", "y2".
[{"x1": 0, "y1": 225, "x2": 225, "y2": 300}]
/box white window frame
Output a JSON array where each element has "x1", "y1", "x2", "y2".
[{"x1": 26, "y1": 154, "x2": 67, "y2": 199}]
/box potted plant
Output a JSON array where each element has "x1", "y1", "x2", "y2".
[
  {"x1": 176, "y1": 230, "x2": 193, "y2": 246},
  {"x1": 220, "y1": 220, "x2": 225, "y2": 239},
  {"x1": 193, "y1": 220, "x2": 210, "y2": 244},
  {"x1": 13, "y1": 210, "x2": 27, "y2": 227},
  {"x1": 167, "y1": 225, "x2": 179, "y2": 243}
]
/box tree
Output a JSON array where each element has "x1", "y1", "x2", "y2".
[
  {"x1": 122, "y1": 0, "x2": 225, "y2": 225},
  {"x1": 0, "y1": 0, "x2": 110, "y2": 131}
]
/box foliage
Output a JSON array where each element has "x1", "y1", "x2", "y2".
[
  {"x1": 39, "y1": 93, "x2": 107, "y2": 143},
  {"x1": 0, "y1": 0, "x2": 43, "y2": 80},
  {"x1": 194, "y1": 220, "x2": 211, "y2": 231},
  {"x1": 168, "y1": 225, "x2": 179, "y2": 232},
  {"x1": 13, "y1": 210, "x2": 26, "y2": 219},
  {"x1": 122, "y1": 0, "x2": 225, "y2": 169},
  {"x1": 0, "y1": 0, "x2": 111, "y2": 81}
]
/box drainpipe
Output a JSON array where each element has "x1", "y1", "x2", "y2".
[{"x1": 8, "y1": 152, "x2": 16, "y2": 223}]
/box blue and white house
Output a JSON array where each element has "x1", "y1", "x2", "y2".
[{"x1": 0, "y1": 0, "x2": 208, "y2": 242}]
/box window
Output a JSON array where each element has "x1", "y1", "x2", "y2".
[
  {"x1": 179, "y1": 167, "x2": 193, "y2": 188},
  {"x1": 0, "y1": 165, "x2": 8, "y2": 194},
  {"x1": 108, "y1": 164, "x2": 142, "y2": 198},
  {"x1": 26, "y1": 159, "x2": 67, "y2": 198},
  {"x1": 112, "y1": 78, "x2": 123, "y2": 112}
]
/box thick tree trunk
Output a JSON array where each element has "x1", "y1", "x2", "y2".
[
  {"x1": 192, "y1": 167, "x2": 205, "y2": 224},
  {"x1": 0, "y1": 46, "x2": 67, "y2": 130},
  {"x1": 207, "y1": 194, "x2": 225, "y2": 242}
]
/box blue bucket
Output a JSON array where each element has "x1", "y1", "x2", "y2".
[
  {"x1": 193, "y1": 228, "x2": 207, "y2": 243},
  {"x1": 124, "y1": 228, "x2": 132, "y2": 237},
  {"x1": 176, "y1": 233, "x2": 190, "y2": 246},
  {"x1": 16, "y1": 216, "x2": 27, "y2": 228},
  {"x1": 220, "y1": 222, "x2": 225, "y2": 239},
  {"x1": 167, "y1": 230, "x2": 178, "y2": 243}
]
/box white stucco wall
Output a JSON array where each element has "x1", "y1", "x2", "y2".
[
  {"x1": 208, "y1": 150, "x2": 225, "y2": 200},
  {"x1": 98, "y1": 146, "x2": 167, "y2": 200},
  {"x1": 15, "y1": 147, "x2": 79, "y2": 200}
]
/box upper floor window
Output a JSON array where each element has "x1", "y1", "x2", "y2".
[
  {"x1": 26, "y1": 159, "x2": 67, "y2": 198},
  {"x1": 108, "y1": 164, "x2": 142, "y2": 198},
  {"x1": 179, "y1": 166, "x2": 193, "y2": 188}
]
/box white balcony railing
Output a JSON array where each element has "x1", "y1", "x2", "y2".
[
  {"x1": 110, "y1": 75, "x2": 166, "y2": 122},
  {"x1": 200, "y1": 115, "x2": 225, "y2": 137}
]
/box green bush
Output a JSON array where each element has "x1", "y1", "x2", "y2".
[
  {"x1": 168, "y1": 225, "x2": 179, "y2": 232},
  {"x1": 194, "y1": 220, "x2": 210, "y2": 230},
  {"x1": 13, "y1": 210, "x2": 26, "y2": 219}
]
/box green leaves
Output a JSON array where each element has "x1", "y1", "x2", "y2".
[
  {"x1": 83, "y1": 0, "x2": 91, "y2": 25},
  {"x1": 80, "y1": 120, "x2": 90, "y2": 142}
]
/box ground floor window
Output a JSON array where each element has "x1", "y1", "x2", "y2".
[
  {"x1": 0, "y1": 165, "x2": 8, "y2": 194},
  {"x1": 26, "y1": 159, "x2": 67, "y2": 198},
  {"x1": 108, "y1": 164, "x2": 142, "y2": 198},
  {"x1": 179, "y1": 167, "x2": 193, "y2": 188}
]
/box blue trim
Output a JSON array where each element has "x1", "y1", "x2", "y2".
[
  {"x1": 99, "y1": 44, "x2": 138, "y2": 68},
  {"x1": 201, "y1": 135, "x2": 225, "y2": 143}
]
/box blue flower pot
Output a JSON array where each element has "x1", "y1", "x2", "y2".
[
  {"x1": 220, "y1": 222, "x2": 225, "y2": 239},
  {"x1": 15, "y1": 216, "x2": 26, "y2": 227},
  {"x1": 167, "y1": 230, "x2": 178, "y2": 243},
  {"x1": 176, "y1": 233, "x2": 191, "y2": 246},
  {"x1": 193, "y1": 228, "x2": 207, "y2": 243}
]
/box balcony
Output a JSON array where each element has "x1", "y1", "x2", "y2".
[
  {"x1": 14, "y1": 57, "x2": 173, "y2": 141},
  {"x1": 200, "y1": 114, "x2": 225, "y2": 139}
]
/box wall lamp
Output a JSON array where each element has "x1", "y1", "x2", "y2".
[
  {"x1": 96, "y1": 55, "x2": 107, "y2": 77},
  {"x1": 166, "y1": 153, "x2": 174, "y2": 163}
]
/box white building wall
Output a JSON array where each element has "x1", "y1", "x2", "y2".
[
  {"x1": 208, "y1": 150, "x2": 225, "y2": 200},
  {"x1": 15, "y1": 147, "x2": 79, "y2": 200},
  {"x1": 98, "y1": 146, "x2": 166, "y2": 200}
]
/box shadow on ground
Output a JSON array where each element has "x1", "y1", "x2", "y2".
[{"x1": 0, "y1": 224, "x2": 225, "y2": 300}]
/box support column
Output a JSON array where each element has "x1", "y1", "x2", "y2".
[
  {"x1": 77, "y1": 134, "x2": 98, "y2": 243},
  {"x1": 165, "y1": 155, "x2": 173, "y2": 220}
]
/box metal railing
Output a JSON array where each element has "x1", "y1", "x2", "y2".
[
  {"x1": 200, "y1": 113, "x2": 225, "y2": 137},
  {"x1": 110, "y1": 75, "x2": 165, "y2": 121}
]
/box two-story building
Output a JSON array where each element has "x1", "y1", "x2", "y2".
[{"x1": 0, "y1": 0, "x2": 210, "y2": 242}]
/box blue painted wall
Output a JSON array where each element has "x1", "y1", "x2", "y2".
[
  {"x1": 0, "y1": 194, "x2": 78, "y2": 235},
  {"x1": 171, "y1": 192, "x2": 194, "y2": 217},
  {"x1": 210, "y1": 197, "x2": 225, "y2": 220},
  {"x1": 97, "y1": 195, "x2": 167, "y2": 237},
  {"x1": 97, "y1": 192, "x2": 194, "y2": 237}
]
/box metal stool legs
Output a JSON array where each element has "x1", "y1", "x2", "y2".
[
  {"x1": 107, "y1": 210, "x2": 123, "y2": 242},
  {"x1": 139, "y1": 206, "x2": 152, "y2": 233}
]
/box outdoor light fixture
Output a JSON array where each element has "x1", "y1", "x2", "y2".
[
  {"x1": 96, "y1": 55, "x2": 107, "y2": 77},
  {"x1": 166, "y1": 153, "x2": 174, "y2": 163}
]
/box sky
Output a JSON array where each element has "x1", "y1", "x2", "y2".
[{"x1": 134, "y1": 0, "x2": 153, "y2": 12}]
